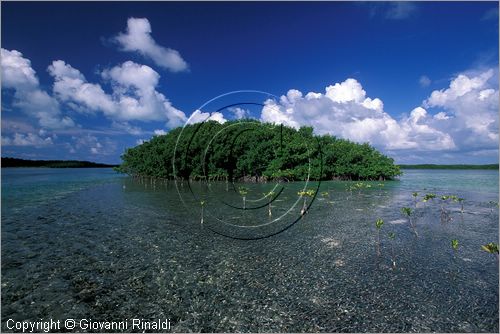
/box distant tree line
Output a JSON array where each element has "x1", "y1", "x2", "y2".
[
  {"x1": 117, "y1": 120, "x2": 401, "y2": 181},
  {"x1": 399, "y1": 164, "x2": 499, "y2": 170},
  {"x1": 1, "y1": 157, "x2": 116, "y2": 168}
]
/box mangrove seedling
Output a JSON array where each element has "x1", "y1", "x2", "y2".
[
  {"x1": 449, "y1": 195, "x2": 459, "y2": 207},
  {"x1": 354, "y1": 182, "x2": 371, "y2": 194},
  {"x1": 401, "y1": 207, "x2": 412, "y2": 216},
  {"x1": 422, "y1": 193, "x2": 436, "y2": 203},
  {"x1": 321, "y1": 191, "x2": 334, "y2": 205},
  {"x1": 263, "y1": 191, "x2": 275, "y2": 217},
  {"x1": 388, "y1": 232, "x2": 396, "y2": 269},
  {"x1": 440, "y1": 195, "x2": 452, "y2": 223},
  {"x1": 412, "y1": 192, "x2": 419, "y2": 207},
  {"x1": 375, "y1": 218, "x2": 384, "y2": 256},
  {"x1": 401, "y1": 207, "x2": 418, "y2": 237},
  {"x1": 238, "y1": 186, "x2": 249, "y2": 209},
  {"x1": 481, "y1": 242, "x2": 499, "y2": 260},
  {"x1": 377, "y1": 183, "x2": 385, "y2": 195},
  {"x1": 355, "y1": 182, "x2": 363, "y2": 194},
  {"x1": 457, "y1": 197, "x2": 465, "y2": 213},
  {"x1": 200, "y1": 200, "x2": 206, "y2": 225},
  {"x1": 346, "y1": 184, "x2": 353, "y2": 198},
  {"x1": 450, "y1": 238, "x2": 460, "y2": 278},
  {"x1": 298, "y1": 189, "x2": 315, "y2": 215}
]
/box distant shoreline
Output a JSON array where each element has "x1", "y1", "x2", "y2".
[
  {"x1": 2, "y1": 157, "x2": 497, "y2": 171},
  {"x1": 399, "y1": 164, "x2": 498, "y2": 170},
  {"x1": 1, "y1": 157, "x2": 118, "y2": 168}
]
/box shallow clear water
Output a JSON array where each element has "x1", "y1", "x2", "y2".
[
  {"x1": 1, "y1": 168, "x2": 499, "y2": 332},
  {"x1": 1, "y1": 168, "x2": 123, "y2": 216}
]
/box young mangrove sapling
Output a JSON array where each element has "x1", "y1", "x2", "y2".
[
  {"x1": 238, "y1": 186, "x2": 249, "y2": 209},
  {"x1": 298, "y1": 189, "x2": 315, "y2": 215},
  {"x1": 457, "y1": 197, "x2": 465, "y2": 213},
  {"x1": 388, "y1": 232, "x2": 396, "y2": 269},
  {"x1": 481, "y1": 242, "x2": 499, "y2": 260},
  {"x1": 375, "y1": 218, "x2": 384, "y2": 256},
  {"x1": 264, "y1": 191, "x2": 275, "y2": 217},
  {"x1": 401, "y1": 207, "x2": 418, "y2": 237},
  {"x1": 200, "y1": 200, "x2": 206, "y2": 225},
  {"x1": 412, "y1": 192, "x2": 419, "y2": 207}
]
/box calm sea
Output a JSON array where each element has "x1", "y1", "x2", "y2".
[{"x1": 1, "y1": 168, "x2": 498, "y2": 332}]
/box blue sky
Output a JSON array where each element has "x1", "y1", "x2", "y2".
[{"x1": 1, "y1": 1, "x2": 498, "y2": 164}]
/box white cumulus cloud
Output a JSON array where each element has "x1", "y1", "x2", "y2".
[
  {"x1": 47, "y1": 60, "x2": 187, "y2": 127},
  {"x1": 228, "y1": 107, "x2": 250, "y2": 120},
  {"x1": 1, "y1": 49, "x2": 39, "y2": 89},
  {"x1": 187, "y1": 110, "x2": 227, "y2": 125},
  {"x1": 45, "y1": 60, "x2": 110, "y2": 117},
  {"x1": 48, "y1": 60, "x2": 116, "y2": 114},
  {"x1": 426, "y1": 70, "x2": 494, "y2": 106},
  {"x1": 102, "y1": 61, "x2": 187, "y2": 126},
  {"x1": 398, "y1": 107, "x2": 455, "y2": 151},
  {"x1": 424, "y1": 69, "x2": 498, "y2": 149},
  {"x1": 1, "y1": 48, "x2": 75, "y2": 129},
  {"x1": 258, "y1": 73, "x2": 500, "y2": 155},
  {"x1": 261, "y1": 68, "x2": 498, "y2": 161},
  {"x1": 114, "y1": 17, "x2": 188, "y2": 72},
  {"x1": 2, "y1": 132, "x2": 54, "y2": 147},
  {"x1": 153, "y1": 129, "x2": 167, "y2": 136},
  {"x1": 261, "y1": 77, "x2": 449, "y2": 151}
]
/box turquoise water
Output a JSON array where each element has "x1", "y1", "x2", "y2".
[
  {"x1": 397, "y1": 169, "x2": 499, "y2": 195},
  {"x1": 1, "y1": 168, "x2": 498, "y2": 332},
  {"x1": 1, "y1": 168, "x2": 123, "y2": 215},
  {"x1": 2, "y1": 168, "x2": 497, "y2": 214}
]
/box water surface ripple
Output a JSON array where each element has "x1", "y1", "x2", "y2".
[{"x1": 1, "y1": 168, "x2": 498, "y2": 332}]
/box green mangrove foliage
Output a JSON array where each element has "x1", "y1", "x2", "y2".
[
  {"x1": 117, "y1": 121, "x2": 401, "y2": 181},
  {"x1": 412, "y1": 192, "x2": 419, "y2": 207},
  {"x1": 481, "y1": 242, "x2": 499, "y2": 259},
  {"x1": 422, "y1": 193, "x2": 437, "y2": 202},
  {"x1": 348, "y1": 182, "x2": 373, "y2": 194}
]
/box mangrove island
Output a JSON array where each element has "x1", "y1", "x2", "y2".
[{"x1": 117, "y1": 120, "x2": 401, "y2": 181}]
